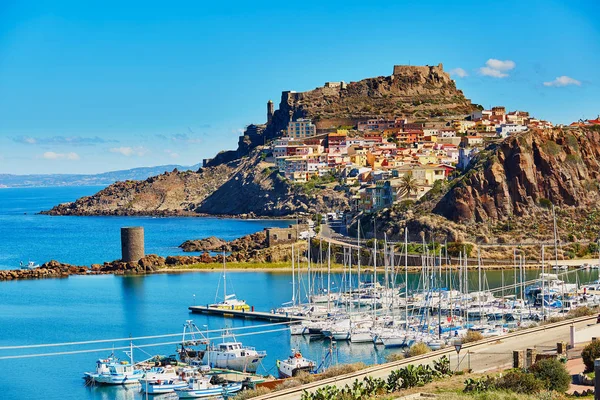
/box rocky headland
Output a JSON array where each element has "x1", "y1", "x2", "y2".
[{"x1": 365, "y1": 126, "x2": 600, "y2": 247}]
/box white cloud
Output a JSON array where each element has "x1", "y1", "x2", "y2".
[
  {"x1": 14, "y1": 135, "x2": 116, "y2": 146},
  {"x1": 543, "y1": 76, "x2": 581, "y2": 87},
  {"x1": 110, "y1": 146, "x2": 149, "y2": 157},
  {"x1": 449, "y1": 68, "x2": 468, "y2": 78},
  {"x1": 485, "y1": 59, "x2": 515, "y2": 72},
  {"x1": 42, "y1": 151, "x2": 80, "y2": 160},
  {"x1": 479, "y1": 59, "x2": 516, "y2": 78},
  {"x1": 165, "y1": 149, "x2": 179, "y2": 159}
]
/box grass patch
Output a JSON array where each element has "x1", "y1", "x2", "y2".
[{"x1": 164, "y1": 261, "x2": 347, "y2": 270}]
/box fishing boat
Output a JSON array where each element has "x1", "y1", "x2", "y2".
[
  {"x1": 83, "y1": 354, "x2": 143, "y2": 385},
  {"x1": 276, "y1": 350, "x2": 315, "y2": 379},
  {"x1": 141, "y1": 378, "x2": 189, "y2": 394},
  {"x1": 209, "y1": 254, "x2": 250, "y2": 311},
  {"x1": 202, "y1": 332, "x2": 266, "y2": 373},
  {"x1": 140, "y1": 367, "x2": 196, "y2": 394},
  {"x1": 175, "y1": 376, "x2": 242, "y2": 398}
]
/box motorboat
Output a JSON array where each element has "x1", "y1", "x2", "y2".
[
  {"x1": 202, "y1": 333, "x2": 266, "y2": 373},
  {"x1": 276, "y1": 350, "x2": 315, "y2": 378},
  {"x1": 19, "y1": 261, "x2": 39, "y2": 270},
  {"x1": 83, "y1": 355, "x2": 143, "y2": 385},
  {"x1": 140, "y1": 367, "x2": 195, "y2": 394},
  {"x1": 175, "y1": 376, "x2": 242, "y2": 398},
  {"x1": 140, "y1": 378, "x2": 188, "y2": 394}
]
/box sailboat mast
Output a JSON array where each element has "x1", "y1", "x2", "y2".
[
  {"x1": 291, "y1": 244, "x2": 296, "y2": 306},
  {"x1": 404, "y1": 228, "x2": 408, "y2": 327},
  {"x1": 357, "y1": 221, "x2": 361, "y2": 289},
  {"x1": 541, "y1": 245, "x2": 545, "y2": 318},
  {"x1": 478, "y1": 246, "x2": 482, "y2": 320},
  {"x1": 223, "y1": 251, "x2": 227, "y2": 301},
  {"x1": 327, "y1": 241, "x2": 331, "y2": 311}
]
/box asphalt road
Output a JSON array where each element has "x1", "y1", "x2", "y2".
[{"x1": 255, "y1": 316, "x2": 596, "y2": 400}]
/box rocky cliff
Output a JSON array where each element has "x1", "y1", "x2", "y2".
[
  {"x1": 43, "y1": 148, "x2": 349, "y2": 217},
  {"x1": 434, "y1": 127, "x2": 600, "y2": 223},
  {"x1": 367, "y1": 126, "x2": 600, "y2": 244}
]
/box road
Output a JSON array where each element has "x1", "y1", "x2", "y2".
[{"x1": 255, "y1": 316, "x2": 596, "y2": 400}]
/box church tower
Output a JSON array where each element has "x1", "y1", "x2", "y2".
[{"x1": 267, "y1": 100, "x2": 274, "y2": 124}]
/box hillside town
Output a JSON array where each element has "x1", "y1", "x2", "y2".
[{"x1": 261, "y1": 99, "x2": 555, "y2": 212}]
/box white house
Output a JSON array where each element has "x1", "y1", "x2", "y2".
[{"x1": 496, "y1": 124, "x2": 528, "y2": 138}]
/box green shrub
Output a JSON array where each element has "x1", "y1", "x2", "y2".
[
  {"x1": 495, "y1": 369, "x2": 543, "y2": 394},
  {"x1": 407, "y1": 342, "x2": 431, "y2": 357},
  {"x1": 530, "y1": 358, "x2": 571, "y2": 392},
  {"x1": 539, "y1": 198, "x2": 553, "y2": 209},
  {"x1": 446, "y1": 242, "x2": 474, "y2": 257},
  {"x1": 463, "y1": 376, "x2": 496, "y2": 393},
  {"x1": 582, "y1": 340, "x2": 600, "y2": 372}
]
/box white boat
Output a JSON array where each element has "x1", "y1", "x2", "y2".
[
  {"x1": 276, "y1": 350, "x2": 315, "y2": 378},
  {"x1": 84, "y1": 355, "x2": 143, "y2": 385},
  {"x1": 141, "y1": 378, "x2": 189, "y2": 394},
  {"x1": 19, "y1": 261, "x2": 39, "y2": 270},
  {"x1": 140, "y1": 367, "x2": 195, "y2": 394},
  {"x1": 176, "y1": 376, "x2": 242, "y2": 398},
  {"x1": 202, "y1": 333, "x2": 266, "y2": 373}
]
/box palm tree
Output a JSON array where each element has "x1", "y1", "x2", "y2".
[{"x1": 398, "y1": 173, "x2": 419, "y2": 199}]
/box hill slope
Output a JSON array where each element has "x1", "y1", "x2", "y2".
[{"x1": 43, "y1": 149, "x2": 349, "y2": 217}]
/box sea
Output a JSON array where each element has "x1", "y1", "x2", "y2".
[{"x1": 0, "y1": 186, "x2": 598, "y2": 400}]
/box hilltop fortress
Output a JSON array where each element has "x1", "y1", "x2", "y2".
[{"x1": 205, "y1": 64, "x2": 476, "y2": 166}]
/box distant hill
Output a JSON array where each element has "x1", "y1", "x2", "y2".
[{"x1": 0, "y1": 164, "x2": 201, "y2": 188}]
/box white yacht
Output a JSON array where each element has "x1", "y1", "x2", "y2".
[
  {"x1": 202, "y1": 333, "x2": 266, "y2": 373},
  {"x1": 276, "y1": 350, "x2": 315, "y2": 378}
]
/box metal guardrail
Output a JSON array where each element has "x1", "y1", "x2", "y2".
[{"x1": 254, "y1": 314, "x2": 596, "y2": 399}]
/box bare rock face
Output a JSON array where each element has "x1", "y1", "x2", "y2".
[{"x1": 434, "y1": 127, "x2": 600, "y2": 223}]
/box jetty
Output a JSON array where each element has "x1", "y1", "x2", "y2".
[{"x1": 188, "y1": 305, "x2": 308, "y2": 322}]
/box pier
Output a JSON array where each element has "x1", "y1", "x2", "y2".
[{"x1": 188, "y1": 306, "x2": 308, "y2": 322}]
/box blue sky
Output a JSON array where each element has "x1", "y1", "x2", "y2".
[{"x1": 0, "y1": 0, "x2": 598, "y2": 174}]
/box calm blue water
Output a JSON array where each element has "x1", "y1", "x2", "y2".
[{"x1": 0, "y1": 186, "x2": 293, "y2": 269}]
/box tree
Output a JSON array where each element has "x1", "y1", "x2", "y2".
[{"x1": 398, "y1": 174, "x2": 419, "y2": 199}]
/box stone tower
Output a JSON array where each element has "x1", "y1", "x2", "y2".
[
  {"x1": 267, "y1": 100, "x2": 274, "y2": 124},
  {"x1": 121, "y1": 227, "x2": 145, "y2": 262}
]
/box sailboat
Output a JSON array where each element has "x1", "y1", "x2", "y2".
[{"x1": 209, "y1": 252, "x2": 250, "y2": 311}]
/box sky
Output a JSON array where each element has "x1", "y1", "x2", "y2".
[{"x1": 0, "y1": 0, "x2": 598, "y2": 174}]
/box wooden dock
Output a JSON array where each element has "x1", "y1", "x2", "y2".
[{"x1": 188, "y1": 306, "x2": 307, "y2": 322}]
